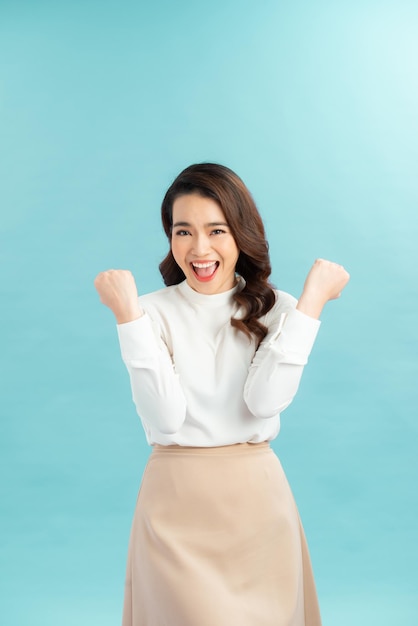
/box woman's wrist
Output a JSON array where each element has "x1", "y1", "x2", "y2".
[
  {"x1": 296, "y1": 290, "x2": 327, "y2": 320},
  {"x1": 115, "y1": 306, "x2": 144, "y2": 325}
]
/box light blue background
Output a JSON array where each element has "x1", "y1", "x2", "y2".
[{"x1": 1, "y1": 1, "x2": 417, "y2": 624}]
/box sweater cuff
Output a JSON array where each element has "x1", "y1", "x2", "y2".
[
  {"x1": 117, "y1": 313, "x2": 160, "y2": 363},
  {"x1": 269, "y1": 308, "x2": 321, "y2": 358}
]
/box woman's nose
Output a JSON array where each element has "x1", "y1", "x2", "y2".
[{"x1": 191, "y1": 234, "x2": 211, "y2": 255}]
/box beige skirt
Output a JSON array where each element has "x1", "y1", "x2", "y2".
[{"x1": 122, "y1": 442, "x2": 322, "y2": 626}]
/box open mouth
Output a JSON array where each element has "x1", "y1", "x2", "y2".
[{"x1": 191, "y1": 261, "x2": 219, "y2": 282}]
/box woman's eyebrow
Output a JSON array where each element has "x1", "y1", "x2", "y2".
[
  {"x1": 172, "y1": 221, "x2": 229, "y2": 228},
  {"x1": 172, "y1": 221, "x2": 191, "y2": 227}
]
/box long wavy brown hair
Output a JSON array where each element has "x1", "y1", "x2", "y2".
[{"x1": 159, "y1": 163, "x2": 276, "y2": 344}]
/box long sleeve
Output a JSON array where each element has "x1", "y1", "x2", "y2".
[
  {"x1": 117, "y1": 313, "x2": 187, "y2": 434},
  {"x1": 244, "y1": 308, "x2": 321, "y2": 419}
]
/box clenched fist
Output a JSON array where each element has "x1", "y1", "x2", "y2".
[
  {"x1": 297, "y1": 259, "x2": 350, "y2": 319},
  {"x1": 94, "y1": 269, "x2": 143, "y2": 324}
]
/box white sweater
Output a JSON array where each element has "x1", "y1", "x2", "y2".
[{"x1": 117, "y1": 279, "x2": 321, "y2": 447}]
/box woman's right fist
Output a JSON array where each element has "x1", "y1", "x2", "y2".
[{"x1": 94, "y1": 269, "x2": 143, "y2": 324}]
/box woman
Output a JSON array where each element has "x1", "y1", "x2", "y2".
[{"x1": 94, "y1": 163, "x2": 349, "y2": 626}]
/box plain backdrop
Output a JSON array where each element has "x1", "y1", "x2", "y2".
[{"x1": 1, "y1": 0, "x2": 417, "y2": 624}]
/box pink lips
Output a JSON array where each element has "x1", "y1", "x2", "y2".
[{"x1": 191, "y1": 261, "x2": 219, "y2": 282}]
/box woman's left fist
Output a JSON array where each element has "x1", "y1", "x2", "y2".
[{"x1": 302, "y1": 259, "x2": 350, "y2": 304}]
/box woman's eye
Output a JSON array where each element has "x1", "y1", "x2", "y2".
[
  {"x1": 211, "y1": 229, "x2": 225, "y2": 235},
  {"x1": 175, "y1": 230, "x2": 190, "y2": 236}
]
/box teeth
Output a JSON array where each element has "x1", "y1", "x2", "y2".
[{"x1": 192, "y1": 261, "x2": 217, "y2": 268}]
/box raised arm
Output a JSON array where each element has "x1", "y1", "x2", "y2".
[
  {"x1": 244, "y1": 259, "x2": 350, "y2": 419},
  {"x1": 94, "y1": 270, "x2": 187, "y2": 434}
]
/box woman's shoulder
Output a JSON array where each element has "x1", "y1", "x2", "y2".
[
  {"x1": 137, "y1": 284, "x2": 183, "y2": 336},
  {"x1": 138, "y1": 283, "x2": 178, "y2": 307},
  {"x1": 261, "y1": 289, "x2": 298, "y2": 326},
  {"x1": 272, "y1": 289, "x2": 298, "y2": 312}
]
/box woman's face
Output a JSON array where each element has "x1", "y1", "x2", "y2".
[{"x1": 171, "y1": 193, "x2": 240, "y2": 295}]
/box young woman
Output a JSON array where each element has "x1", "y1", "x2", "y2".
[{"x1": 94, "y1": 163, "x2": 349, "y2": 626}]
